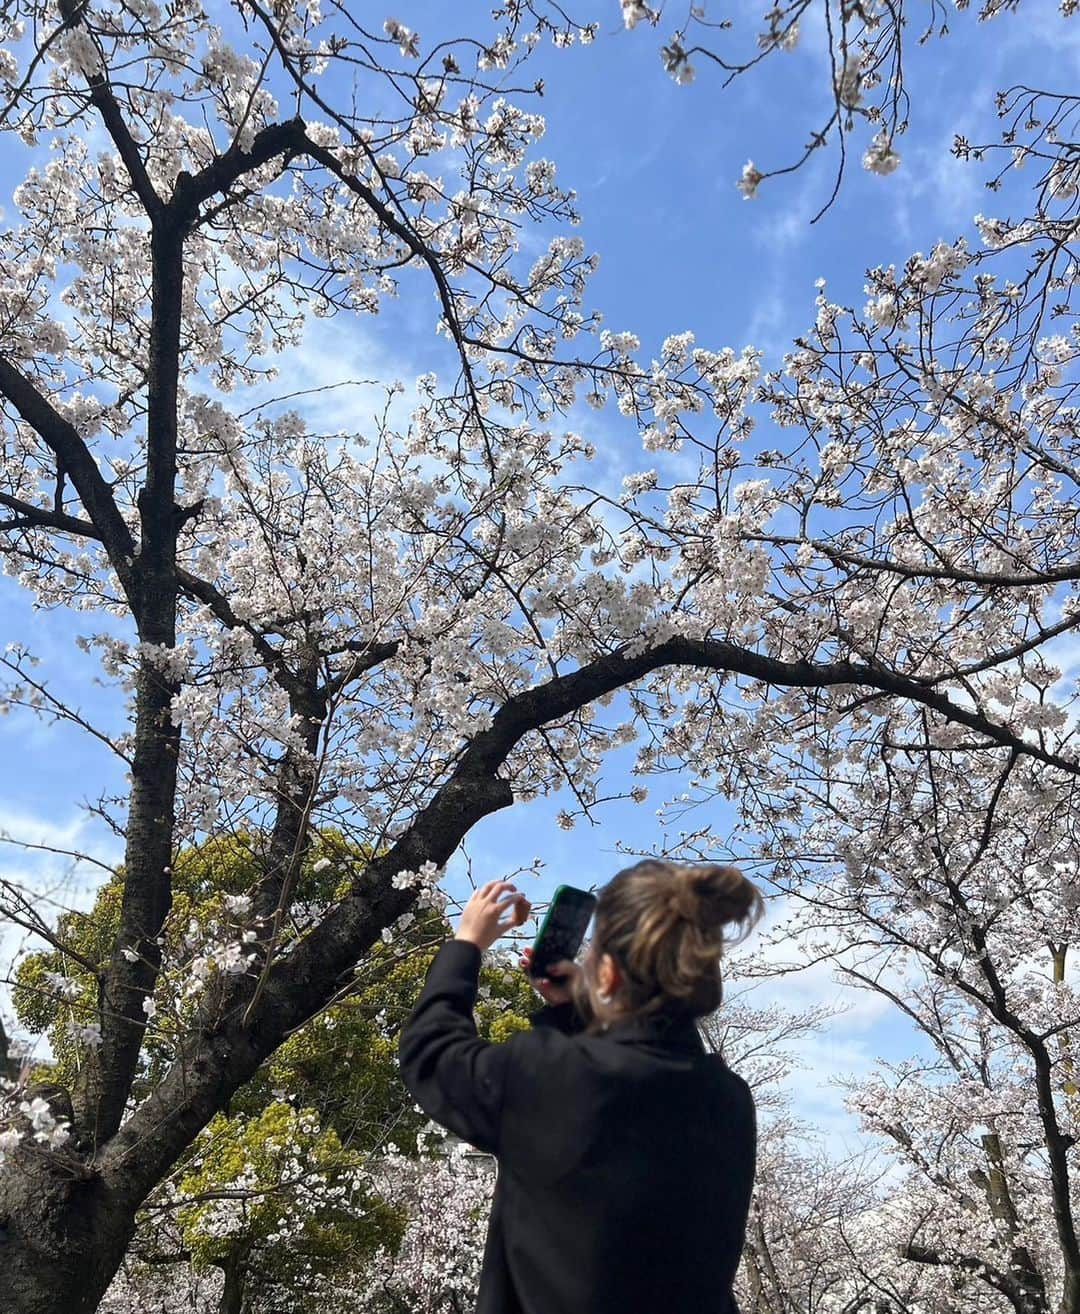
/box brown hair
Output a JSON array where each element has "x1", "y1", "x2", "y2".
[{"x1": 587, "y1": 859, "x2": 764, "y2": 1022}]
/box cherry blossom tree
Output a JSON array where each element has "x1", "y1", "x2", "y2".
[
  {"x1": 358, "y1": 1134, "x2": 497, "y2": 1314},
  {"x1": 698, "y1": 987, "x2": 896, "y2": 1314},
  {"x1": 735, "y1": 1122, "x2": 898, "y2": 1314},
  {"x1": 0, "y1": 1, "x2": 1078, "y2": 1312},
  {"x1": 673, "y1": 727, "x2": 1080, "y2": 1312}
]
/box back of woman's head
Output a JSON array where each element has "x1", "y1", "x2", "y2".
[{"x1": 593, "y1": 860, "x2": 764, "y2": 1021}]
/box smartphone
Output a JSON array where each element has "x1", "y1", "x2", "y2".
[{"x1": 529, "y1": 885, "x2": 597, "y2": 978}]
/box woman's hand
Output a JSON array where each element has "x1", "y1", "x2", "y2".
[
  {"x1": 520, "y1": 947, "x2": 581, "y2": 1007},
  {"x1": 455, "y1": 880, "x2": 531, "y2": 953}
]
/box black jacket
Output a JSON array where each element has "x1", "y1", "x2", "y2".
[{"x1": 398, "y1": 940, "x2": 756, "y2": 1314}]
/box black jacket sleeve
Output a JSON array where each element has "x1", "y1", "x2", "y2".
[{"x1": 398, "y1": 939, "x2": 511, "y2": 1155}]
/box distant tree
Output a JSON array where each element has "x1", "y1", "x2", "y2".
[{"x1": 682, "y1": 735, "x2": 1080, "y2": 1313}]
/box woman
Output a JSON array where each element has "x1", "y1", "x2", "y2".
[{"x1": 398, "y1": 858, "x2": 764, "y2": 1314}]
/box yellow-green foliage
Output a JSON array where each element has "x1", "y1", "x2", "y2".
[
  {"x1": 13, "y1": 832, "x2": 356, "y2": 1088},
  {"x1": 170, "y1": 927, "x2": 536, "y2": 1302},
  {"x1": 242, "y1": 922, "x2": 539, "y2": 1153},
  {"x1": 486, "y1": 1009, "x2": 533, "y2": 1045},
  {"x1": 178, "y1": 1100, "x2": 404, "y2": 1282},
  {"x1": 14, "y1": 831, "x2": 539, "y2": 1304}
]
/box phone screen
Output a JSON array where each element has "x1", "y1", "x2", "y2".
[{"x1": 530, "y1": 886, "x2": 596, "y2": 976}]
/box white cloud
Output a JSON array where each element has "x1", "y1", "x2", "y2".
[{"x1": 723, "y1": 896, "x2": 925, "y2": 1157}]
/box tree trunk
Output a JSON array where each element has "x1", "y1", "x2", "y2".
[
  {"x1": 0, "y1": 1155, "x2": 134, "y2": 1314},
  {"x1": 0, "y1": 720, "x2": 518, "y2": 1308},
  {"x1": 743, "y1": 1243, "x2": 770, "y2": 1314},
  {"x1": 74, "y1": 221, "x2": 185, "y2": 1147},
  {"x1": 218, "y1": 1242, "x2": 248, "y2": 1314},
  {"x1": 976, "y1": 1130, "x2": 1049, "y2": 1314}
]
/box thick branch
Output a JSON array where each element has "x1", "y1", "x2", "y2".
[
  {"x1": 173, "y1": 117, "x2": 307, "y2": 224},
  {"x1": 56, "y1": 0, "x2": 164, "y2": 220},
  {"x1": 0, "y1": 356, "x2": 136, "y2": 596},
  {"x1": 0, "y1": 488, "x2": 102, "y2": 538},
  {"x1": 448, "y1": 635, "x2": 1080, "y2": 780},
  {"x1": 0, "y1": 490, "x2": 102, "y2": 540},
  {"x1": 903, "y1": 1242, "x2": 1020, "y2": 1304},
  {"x1": 97, "y1": 631, "x2": 1080, "y2": 1199}
]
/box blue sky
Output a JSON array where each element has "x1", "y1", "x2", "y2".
[{"x1": 1, "y1": 0, "x2": 1076, "y2": 1151}]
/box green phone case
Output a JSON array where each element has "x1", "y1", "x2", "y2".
[
  {"x1": 530, "y1": 884, "x2": 596, "y2": 975},
  {"x1": 531, "y1": 883, "x2": 569, "y2": 950}
]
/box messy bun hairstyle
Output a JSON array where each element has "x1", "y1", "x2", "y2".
[{"x1": 590, "y1": 860, "x2": 764, "y2": 1021}]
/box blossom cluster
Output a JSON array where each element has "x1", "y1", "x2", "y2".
[{"x1": 0, "y1": 1080, "x2": 71, "y2": 1169}]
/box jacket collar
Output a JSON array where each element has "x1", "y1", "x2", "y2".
[{"x1": 601, "y1": 1011, "x2": 707, "y2": 1055}]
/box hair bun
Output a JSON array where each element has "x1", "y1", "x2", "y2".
[
  {"x1": 595, "y1": 859, "x2": 765, "y2": 1021},
  {"x1": 669, "y1": 864, "x2": 761, "y2": 940}
]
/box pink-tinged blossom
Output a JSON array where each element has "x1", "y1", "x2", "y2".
[{"x1": 862, "y1": 131, "x2": 902, "y2": 175}]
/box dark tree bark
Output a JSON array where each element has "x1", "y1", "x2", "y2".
[
  {"x1": 0, "y1": 1146, "x2": 137, "y2": 1314},
  {"x1": 75, "y1": 219, "x2": 186, "y2": 1149},
  {"x1": 218, "y1": 1241, "x2": 249, "y2": 1314}
]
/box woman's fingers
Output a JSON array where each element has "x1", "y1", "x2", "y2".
[
  {"x1": 469, "y1": 880, "x2": 512, "y2": 908},
  {"x1": 520, "y1": 948, "x2": 544, "y2": 980},
  {"x1": 489, "y1": 887, "x2": 528, "y2": 921},
  {"x1": 459, "y1": 882, "x2": 532, "y2": 952},
  {"x1": 457, "y1": 881, "x2": 532, "y2": 952},
  {"x1": 477, "y1": 879, "x2": 516, "y2": 906}
]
